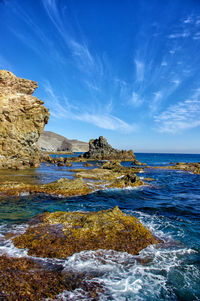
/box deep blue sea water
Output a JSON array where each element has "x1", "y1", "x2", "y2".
[{"x1": 0, "y1": 153, "x2": 200, "y2": 300}]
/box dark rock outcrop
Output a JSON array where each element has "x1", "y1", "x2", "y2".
[
  {"x1": 0, "y1": 70, "x2": 49, "y2": 169},
  {"x1": 83, "y1": 136, "x2": 136, "y2": 160}
]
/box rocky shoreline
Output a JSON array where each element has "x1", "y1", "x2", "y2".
[{"x1": 0, "y1": 71, "x2": 199, "y2": 300}]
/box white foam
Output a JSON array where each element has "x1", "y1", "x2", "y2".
[
  {"x1": 56, "y1": 210, "x2": 198, "y2": 300},
  {"x1": 0, "y1": 223, "x2": 29, "y2": 257},
  {"x1": 0, "y1": 210, "x2": 198, "y2": 300}
]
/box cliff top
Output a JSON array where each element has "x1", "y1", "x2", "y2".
[{"x1": 0, "y1": 70, "x2": 38, "y2": 95}]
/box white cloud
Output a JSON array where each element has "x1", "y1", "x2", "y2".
[
  {"x1": 84, "y1": 80, "x2": 100, "y2": 92},
  {"x1": 129, "y1": 91, "x2": 143, "y2": 107},
  {"x1": 183, "y1": 17, "x2": 192, "y2": 24},
  {"x1": 44, "y1": 81, "x2": 136, "y2": 133},
  {"x1": 149, "y1": 91, "x2": 162, "y2": 113},
  {"x1": 114, "y1": 78, "x2": 128, "y2": 98},
  {"x1": 168, "y1": 31, "x2": 190, "y2": 39},
  {"x1": 69, "y1": 39, "x2": 93, "y2": 66},
  {"x1": 135, "y1": 60, "x2": 144, "y2": 82},
  {"x1": 42, "y1": 0, "x2": 96, "y2": 73},
  {"x1": 76, "y1": 113, "x2": 136, "y2": 133},
  {"x1": 155, "y1": 89, "x2": 200, "y2": 133},
  {"x1": 172, "y1": 79, "x2": 181, "y2": 86}
]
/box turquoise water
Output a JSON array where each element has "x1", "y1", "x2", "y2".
[{"x1": 0, "y1": 153, "x2": 200, "y2": 300}]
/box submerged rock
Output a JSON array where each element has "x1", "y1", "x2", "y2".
[
  {"x1": 13, "y1": 206, "x2": 161, "y2": 258},
  {"x1": 83, "y1": 136, "x2": 136, "y2": 160},
  {"x1": 101, "y1": 160, "x2": 143, "y2": 173},
  {"x1": 0, "y1": 70, "x2": 49, "y2": 169},
  {"x1": 172, "y1": 162, "x2": 200, "y2": 174},
  {"x1": 153, "y1": 162, "x2": 200, "y2": 174},
  {"x1": 0, "y1": 177, "x2": 91, "y2": 197}
]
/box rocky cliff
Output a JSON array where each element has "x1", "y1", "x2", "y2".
[
  {"x1": 83, "y1": 136, "x2": 136, "y2": 160},
  {"x1": 38, "y1": 131, "x2": 89, "y2": 152},
  {"x1": 0, "y1": 70, "x2": 49, "y2": 169}
]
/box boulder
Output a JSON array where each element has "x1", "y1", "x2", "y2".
[
  {"x1": 83, "y1": 136, "x2": 136, "y2": 160},
  {"x1": 13, "y1": 206, "x2": 161, "y2": 258},
  {"x1": 0, "y1": 70, "x2": 49, "y2": 169}
]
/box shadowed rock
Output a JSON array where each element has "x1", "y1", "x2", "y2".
[{"x1": 83, "y1": 136, "x2": 136, "y2": 160}]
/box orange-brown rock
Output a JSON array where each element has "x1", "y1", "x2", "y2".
[
  {"x1": 0, "y1": 70, "x2": 49, "y2": 169},
  {"x1": 13, "y1": 206, "x2": 161, "y2": 258},
  {"x1": 0, "y1": 255, "x2": 103, "y2": 300},
  {"x1": 0, "y1": 177, "x2": 91, "y2": 197}
]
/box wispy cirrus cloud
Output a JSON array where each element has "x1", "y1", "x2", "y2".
[
  {"x1": 41, "y1": 0, "x2": 96, "y2": 73},
  {"x1": 76, "y1": 113, "x2": 136, "y2": 133},
  {"x1": 171, "y1": 79, "x2": 181, "y2": 86},
  {"x1": 149, "y1": 91, "x2": 163, "y2": 113},
  {"x1": 129, "y1": 91, "x2": 144, "y2": 107},
  {"x1": 155, "y1": 88, "x2": 200, "y2": 133},
  {"x1": 44, "y1": 81, "x2": 136, "y2": 133},
  {"x1": 168, "y1": 31, "x2": 190, "y2": 39},
  {"x1": 135, "y1": 60, "x2": 144, "y2": 82}
]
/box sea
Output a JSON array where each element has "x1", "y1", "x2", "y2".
[{"x1": 0, "y1": 153, "x2": 200, "y2": 300}]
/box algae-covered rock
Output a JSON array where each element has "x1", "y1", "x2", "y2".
[
  {"x1": 75, "y1": 168, "x2": 121, "y2": 180},
  {"x1": 13, "y1": 206, "x2": 161, "y2": 258},
  {"x1": 75, "y1": 165, "x2": 144, "y2": 189},
  {"x1": 0, "y1": 70, "x2": 49, "y2": 169},
  {"x1": 152, "y1": 162, "x2": 200, "y2": 174},
  {"x1": 0, "y1": 177, "x2": 91, "y2": 197},
  {"x1": 101, "y1": 160, "x2": 143, "y2": 173},
  {"x1": 172, "y1": 162, "x2": 200, "y2": 174},
  {"x1": 0, "y1": 255, "x2": 103, "y2": 300},
  {"x1": 108, "y1": 173, "x2": 144, "y2": 189}
]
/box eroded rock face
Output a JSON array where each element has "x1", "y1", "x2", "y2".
[
  {"x1": 0, "y1": 70, "x2": 49, "y2": 169},
  {"x1": 13, "y1": 206, "x2": 161, "y2": 258},
  {"x1": 83, "y1": 136, "x2": 136, "y2": 160}
]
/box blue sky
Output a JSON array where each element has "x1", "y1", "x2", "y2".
[{"x1": 1, "y1": 0, "x2": 200, "y2": 153}]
